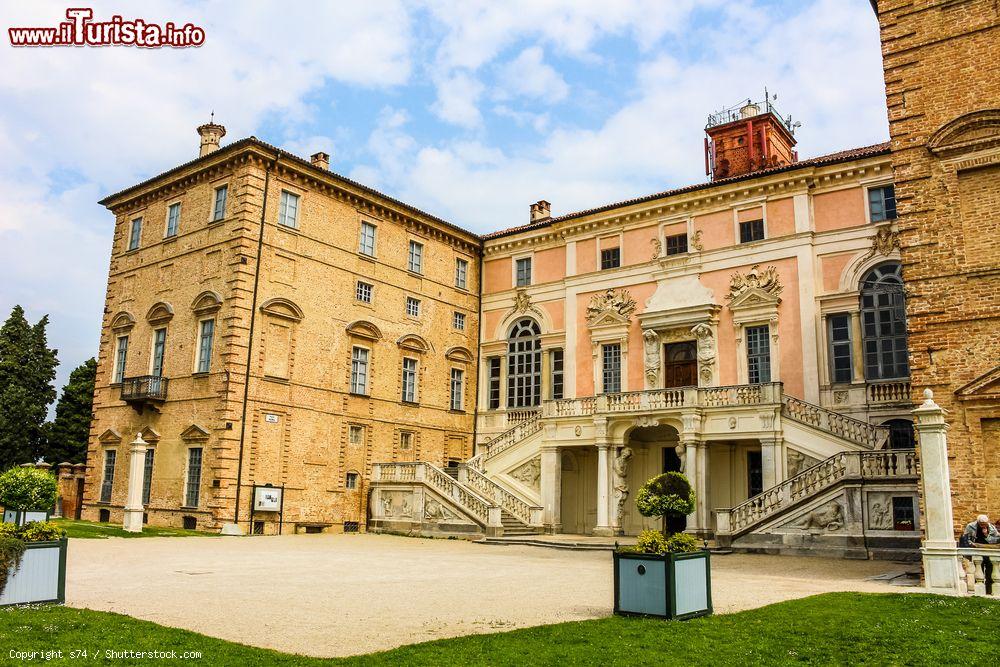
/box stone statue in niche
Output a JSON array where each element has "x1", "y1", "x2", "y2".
[
  {"x1": 510, "y1": 456, "x2": 541, "y2": 491},
  {"x1": 868, "y1": 494, "x2": 893, "y2": 530},
  {"x1": 399, "y1": 496, "x2": 412, "y2": 518},
  {"x1": 586, "y1": 288, "x2": 637, "y2": 324},
  {"x1": 381, "y1": 495, "x2": 394, "y2": 518},
  {"x1": 613, "y1": 446, "x2": 633, "y2": 525},
  {"x1": 642, "y1": 329, "x2": 660, "y2": 384},
  {"x1": 787, "y1": 449, "x2": 821, "y2": 477},
  {"x1": 691, "y1": 323, "x2": 716, "y2": 386},
  {"x1": 793, "y1": 501, "x2": 845, "y2": 532}
]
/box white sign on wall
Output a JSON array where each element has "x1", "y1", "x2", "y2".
[
  {"x1": 264, "y1": 413, "x2": 280, "y2": 423},
  {"x1": 254, "y1": 486, "x2": 282, "y2": 511}
]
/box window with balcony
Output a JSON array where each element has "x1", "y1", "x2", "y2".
[
  {"x1": 868, "y1": 185, "x2": 897, "y2": 222},
  {"x1": 602, "y1": 343, "x2": 622, "y2": 394},
  {"x1": 827, "y1": 313, "x2": 853, "y2": 384},
  {"x1": 151, "y1": 328, "x2": 167, "y2": 377},
  {"x1": 507, "y1": 319, "x2": 541, "y2": 408},
  {"x1": 860, "y1": 263, "x2": 909, "y2": 380},
  {"x1": 278, "y1": 190, "x2": 300, "y2": 228},
  {"x1": 746, "y1": 324, "x2": 771, "y2": 383}
]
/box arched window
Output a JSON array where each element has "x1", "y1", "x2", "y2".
[
  {"x1": 883, "y1": 418, "x2": 915, "y2": 450},
  {"x1": 507, "y1": 319, "x2": 541, "y2": 408},
  {"x1": 860, "y1": 263, "x2": 909, "y2": 380}
]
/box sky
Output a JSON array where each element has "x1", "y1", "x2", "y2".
[{"x1": 0, "y1": 0, "x2": 888, "y2": 396}]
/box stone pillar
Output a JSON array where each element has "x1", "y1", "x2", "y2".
[
  {"x1": 914, "y1": 389, "x2": 964, "y2": 593},
  {"x1": 540, "y1": 446, "x2": 561, "y2": 533},
  {"x1": 122, "y1": 433, "x2": 148, "y2": 533},
  {"x1": 681, "y1": 437, "x2": 698, "y2": 530},
  {"x1": 760, "y1": 437, "x2": 784, "y2": 490},
  {"x1": 694, "y1": 442, "x2": 710, "y2": 534},
  {"x1": 594, "y1": 443, "x2": 612, "y2": 536}
]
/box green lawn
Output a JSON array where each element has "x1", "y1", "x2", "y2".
[
  {"x1": 0, "y1": 593, "x2": 997, "y2": 665},
  {"x1": 51, "y1": 518, "x2": 215, "y2": 539}
]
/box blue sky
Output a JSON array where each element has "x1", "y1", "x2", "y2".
[{"x1": 0, "y1": 0, "x2": 887, "y2": 394}]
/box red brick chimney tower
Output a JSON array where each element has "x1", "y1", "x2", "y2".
[{"x1": 704, "y1": 93, "x2": 799, "y2": 180}]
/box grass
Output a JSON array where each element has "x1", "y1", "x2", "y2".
[
  {"x1": 0, "y1": 593, "x2": 997, "y2": 665},
  {"x1": 51, "y1": 518, "x2": 214, "y2": 539}
]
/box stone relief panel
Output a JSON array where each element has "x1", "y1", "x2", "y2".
[
  {"x1": 867, "y1": 493, "x2": 894, "y2": 530},
  {"x1": 380, "y1": 490, "x2": 414, "y2": 519},
  {"x1": 727, "y1": 264, "x2": 783, "y2": 301},
  {"x1": 790, "y1": 499, "x2": 845, "y2": 532},
  {"x1": 586, "y1": 288, "x2": 637, "y2": 325},
  {"x1": 510, "y1": 456, "x2": 541, "y2": 492},
  {"x1": 424, "y1": 497, "x2": 459, "y2": 522},
  {"x1": 787, "y1": 449, "x2": 821, "y2": 477}
]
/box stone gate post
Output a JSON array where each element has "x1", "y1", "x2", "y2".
[{"x1": 122, "y1": 433, "x2": 148, "y2": 533}]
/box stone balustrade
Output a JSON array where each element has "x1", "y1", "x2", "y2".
[
  {"x1": 372, "y1": 462, "x2": 497, "y2": 528},
  {"x1": 958, "y1": 548, "x2": 1000, "y2": 598},
  {"x1": 867, "y1": 380, "x2": 912, "y2": 404},
  {"x1": 505, "y1": 408, "x2": 540, "y2": 426},
  {"x1": 460, "y1": 465, "x2": 542, "y2": 527},
  {"x1": 540, "y1": 382, "x2": 783, "y2": 419},
  {"x1": 781, "y1": 394, "x2": 888, "y2": 449}
]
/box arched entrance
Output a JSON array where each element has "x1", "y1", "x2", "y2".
[{"x1": 619, "y1": 424, "x2": 680, "y2": 535}]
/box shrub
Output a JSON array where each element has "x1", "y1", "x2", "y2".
[
  {"x1": 635, "y1": 528, "x2": 669, "y2": 554},
  {"x1": 0, "y1": 467, "x2": 58, "y2": 511},
  {"x1": 663, "y1": 532, "x2": 701, "y2": 553},
  {"x1": 635, "y1": 472, "x2": 695, "y2": 520},
  {"x1": 18, "y1": 521, "x2": 65, "y2": 543},
  {"x1": 622, "y1": 529, "x2": 703, "y2": 555},
  {"x1": 0, "y1": 536, "x2": 26, "y2": 598}
]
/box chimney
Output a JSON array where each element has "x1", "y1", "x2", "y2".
[
  {"x1": 310, "y1": 151, "x2": 330, "y2": 170},
  {"x1": 196, "y1": 121, "x2": 226, "y2": 157},
  {"x1": 704, "y1": 93, "x2": 798, "y2": 181},
  {"x1": 529, "y1": 200, "x2": 551, "y2": 223}
]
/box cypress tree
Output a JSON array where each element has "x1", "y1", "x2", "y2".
[
  {"x1": 28, "y1": 315, "x2": 58, "y2": 460},
  {"x1": 0, "y1": 306, "x2": 37, "y2": 468},
  {"x1": 44, "y1": 358, "x2": 96, "y2": 464}
]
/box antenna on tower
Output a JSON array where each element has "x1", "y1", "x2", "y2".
[{"x1": 210, "y1": 110, "x2": 215, "y2": 124}]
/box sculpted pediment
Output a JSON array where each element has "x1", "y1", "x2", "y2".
[
  {"x1": 955, "y1": 364, "x2": 1000, "y2": 400},
  {"x1": 728, "y1": 286, "x2": 781, "y2": 310}
]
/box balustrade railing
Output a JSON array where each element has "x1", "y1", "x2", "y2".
[
  {"x1": 959, "y1": 548, "x2": 1000, "y2": 598},
  {"x1": 463, "y1": 465, "x2": 541, "y2": 526},
  {"x1": 482, "y1": 412, "x2": 542, "y2": 463},
  {"x1": 505, "y1": 408, "x2": 539, "y2": 426},
  {"x1": 867, "y1": 380, "x2": 912, "y2": 404},
  {"x1": 781, "y1": 395, "x2": 887, "y2": 449},
  {"x1": 372, "y1": 462, "x2": 495, "y2": 526}
]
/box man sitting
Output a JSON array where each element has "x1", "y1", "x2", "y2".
[{"x1": 961, "y1": 514, "x2": 1000, "y2": 594}]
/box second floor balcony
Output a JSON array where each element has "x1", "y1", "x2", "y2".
[{"x1": 120, "y1": 375, "x2": 169, "y2": 413}]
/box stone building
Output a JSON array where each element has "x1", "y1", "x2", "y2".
[
  {"x1": 874, "y1": 1, "x2": 1000, "y2": 532},
  {"x1": 372, "y1": 100, "x2": 922, "y2": 558},
  {"x1": 86, "y1": 125, "x2": 480, "y2": 534}
]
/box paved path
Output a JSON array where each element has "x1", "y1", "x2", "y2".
[{"x1": 65, "y1": 534, "x2": 912, "y2": 658}]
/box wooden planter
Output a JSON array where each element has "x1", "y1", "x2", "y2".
[
  {"x1": 3, "y1": 509, "x2": 51, "y2": 526},
  {"x1": 613, "y1": 550, "x2": 712, "y2": 619},
  {"x1": 0, "y1": 538, "x2": 67, "y2": 607}
]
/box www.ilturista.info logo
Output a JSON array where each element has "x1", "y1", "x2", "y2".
[{"x1": 8, "y1": 8, "x2": 205, "y2": 48}]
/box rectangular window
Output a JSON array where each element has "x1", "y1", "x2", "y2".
[
  {"x1": 100, "y1": 450, "x2": 116, "y2": 503},
  {"x1": 600, "y1": 247, "x2": 621, "y2": 270},
  {"x1": 455, "y1": 258, "x2": 469, "y2": 289},
  {"x1": 166, "y1": 202, "x2": 181, "y2": 238},
  {"x1": 401, "y1": 357, "x2": 418, "y2": 403},
  {"x1": 349, "y1": 424, "x2": 365, "y2": 445},
  {"x1": 453, "y1": 312, "x2": 466, "y2": 331},
  {"x1": 212, "y1": 185, "x2": 228, "y2": 222},
  {"x1": 515, "y1": 257, "x2": 532, "y2": 286},
  {"x1": 746, "y1": 324, "x2": 772, "y2": 384},
  {"x1": 487, "y1": 357, "x2": 501, "y2": 410},
  {"x1": 551, "y1": 349, "x2": 564, "y2": 400},
  {"x1": 739, "y1": 219, "x2": 765, "y2": 243},
  {"x1": 450, "y1": 368, "x2": 464, "y2": 411},
  {"x1": 868, "y1": 185, "x2": 897, "y2": 222},
  {"x1": 345, "y1": 472, "x2": 359, "y2": 489},
  {"x1": 828, "y1": 314, "x2": 853, "y2": 384},
  {"x1": 406, "y1": 297, "x2": 420, "y2": 318},
  {"x1": 399, "y1": 432, "x2": 413, "y2": 450},
  {"x1": 128, "y1": 217, "x2": 142, "y2": 251},
  {"x1": 185, "y1": 448, "x2": 203, "y2": 508},
  {"x1": 151, "y1": 328, "x2": 166, "y2": 377},
  {"x1": 356, "y1": 281, "x2": 373, "y2": 304},
  {"x1": 892, "y1": 496, "x2": 915, "y2": 531},
  {"x1": 666, "y1": 233, "x2": 688, "y2": 255},
  {"x1": 350, "y1": 347, "x2": 369, "y2": 395},
  {"x1": 196, "y1": 319, "x2": 215, "y2": 374},
  {"x1": 359, "y1": 221, "x2": 377, "y2": 256},
  {"x1": 408, "y1": 240, "x2": 423, "y2": 273},
  {"x1": 142, "y1": 449, "x2": 154, "y2": 505},
  {"x1": 113, "y1": 335, "x2": 129, "y2": 384},
  {"x1": 278, "y1": 190, "x2": 300, "y2": 228},
  {"x1": 602, "y1": 343, "x2": 622, "y2": 394}
]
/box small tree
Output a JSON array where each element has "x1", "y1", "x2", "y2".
[
  {"x1": 44, "y1": 358, "x2": 97, "y2": 464},
  {"x1": 0, "y1": 467, "x2": 58, "y2": 511},
  {"x1": 631, "y1": 471, "x2": 699, "y2": 554}
]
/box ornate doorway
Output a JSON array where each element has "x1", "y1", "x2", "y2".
[{"x1": 663, "y1": 341, "x2": 697, "y2": 388}]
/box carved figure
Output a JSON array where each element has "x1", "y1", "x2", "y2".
[
  {"x1": 425, "y1": 498, "x2": 456, "y2": 522},
  {"x1": 794, "y1": 501, "x2": 845, "y2": 532},
  {"x1": 869, "y1": 501, "x2": 892, "y2": 530},
  {"x1": 786, "y1": 449, "x2": 820, "y2": 476},
  {"x1": 650, "y1": 237, "x2": 662, "y2": 261},
  {"x1": 381, "y1": 495, "x2": 394, "y2": 517},
  {"x1": 674, "y1": 443, "x2": 687, "y2": 474},
  {"x1": 586, "y1": 288, "x2": 637, "y2": 324},
  {"x1": 862, "y1": 227, "x2": 901, "y2": 261},
  {"x1": 400, "y1": 496, "x2": 412, "y2": 518},
  {"x1": 691, "y1": 323, "x2": 716, "y2": 385},
  {"x1": 510, "y1": 457, "x2": 541, "y2": 491},
  {"x1": 613, "y1": 446, "x2": 633, "y2": 524},
  {"x1": 727, "y1": 264, "x2": 783, "y2": 300},
  {"x1": 642, "y1": 329, "x2": 660, "y2": 383},
  {"x1": 513, "y1": 289, "x2": 532, "y2": 314},
  {"x1": 691, "y1": 230, "x2": 704, "y2": 251}
]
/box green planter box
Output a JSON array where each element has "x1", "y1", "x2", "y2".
[
  {"x1": 613, "y1": 550, "x2": 712, "y2": 619},
  {"x1": 3, "y1": 509, "x2": 51, "y2": 526},
  {"x1": 0, "y1": 538, "x2": 67, "y2": 607}
]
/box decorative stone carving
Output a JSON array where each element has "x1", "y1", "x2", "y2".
[
  {"x1": 380, "y1": 491, "x2": 413, "y2": 519},
  {"x1": 862, "y1": 227, "x2": 901, "y2": 261},
  {"x1": 642, "y1": 329, "x2": 660, "y2": 384},
  {"x1": 727, "y1": 265, "x2": 783, "y2": 301},
  {"x1": 650, "y1": 237, "x2": 662, "y2": 261},
  {"x1": 510, "y1": 456, "x2": 541, "y2": 492},
  {"x1": 513, "y1": 289, "x2": 533, "y2": 314},
  {"x1": 691, "y1": 323, "x2": 716, "y2": 386},
  {"x1": 586, "y1": 288, "x2": 637, "y2": 325},
  {"x1": 833, "y1": 390, "x2": 849, "y2": 404},
  {"x1": 425, "y1": 498, "x2": 458, "y2": 522},
  {"x1": 793, "y1": 500, "x2": 844, "y2": 532},
  {"x1": 868, "y1": 493, "x2": 893, "y2": 530},
  {"x1": 759, "y1": 412, "x2": 775, "y2": 430},
  {"x1": 574, "y1": 425, "x2": 582, "y2": 437},
  {"x1": 613, "y1": 446, "x2": 633, "y2": 525},
  {"x1": 674, "y1": 443, "x2": 687, "y2": 474},
  {"x1": 787, "y1": 449, "x2": 820, "y2": 477},
  {"x1": 691, "y1": 230, "x2": 704, "y2": 251},
  {"x1": 728, "y1": 416, "x2": 737, "y2": 430}
]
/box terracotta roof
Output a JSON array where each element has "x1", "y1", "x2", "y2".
[
  {"x1": 482, "y1": 141, "x2": 891, "y2": 240},
  {"x1": 99, "y1": 137, "x2": 481, "y2": 243}
]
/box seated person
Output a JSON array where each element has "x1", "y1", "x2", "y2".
[{"x1": 961, "y1": 514, "x2": 999, "y2": 594}]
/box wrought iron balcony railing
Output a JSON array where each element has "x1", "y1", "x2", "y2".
[{"x1": 120, "y1": 375, "x2": 169, "y2": 404}]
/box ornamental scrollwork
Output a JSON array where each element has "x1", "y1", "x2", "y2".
[
  {"x1": 862, "y1": 227, "x2": 901, "y2": 262},
  {"x1": 586, "y1": 288, "x2": 637, "y2": 324},
  {"x1": 727, "y1": 264, "x2": 783, "y2": 300}
]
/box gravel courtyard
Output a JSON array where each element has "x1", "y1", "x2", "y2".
[{"x1": 65, "y1": 534, "x2": 913, "y2": 658}]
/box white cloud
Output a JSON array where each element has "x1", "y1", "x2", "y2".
[
  {"x1": 431, "y1": 70, "x2": 485, "y2": 128},
  {"x1": 495, "y1": 46, "x2": 568, "y2": 102}
]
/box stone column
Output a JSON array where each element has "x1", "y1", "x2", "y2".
[
  {"x1": 594, "y1": 443, "x2": 612, "y2": 536},
  {"x1": 694, "y1": 442, "x2": 710, "y2": 535},
  {"x1": 760, "y1": 437, "x2": 783, "y2": 490},
  {"x1": 122, "y1": 433, "x2": 148, "y2": 533},
  {"x1": 914, "y1": 389, "x2": 964, "y2": 593},
  {"x1": 540, "y1": 446, "x2": 561, "y2": 533},
  {"x1": 681, "y1": 437, "x2": 698, "y2": 529}
]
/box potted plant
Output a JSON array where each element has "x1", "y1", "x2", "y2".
[
  {"x1": 0, "y1": 467, "x2": 58, "y2": 526},
  {"x1": 613, "y1": 471, "x2": 711, "y2": 619},
  {"x1": 0, "y1": 520, "x2": 67, "y2": 606}
]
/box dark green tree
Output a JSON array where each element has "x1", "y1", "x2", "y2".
[
  {"x1": 0, "y1": 307, "x2": 59, "y2": 469},
  {"x1": 43, "y1": 358, "x2": 96, "y2": 464}
]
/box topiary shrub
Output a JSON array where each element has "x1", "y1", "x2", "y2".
[
  {"x1": 635, "y1": 472, "x2": 695, "y2": 520},
  {"x1": 18, "y1": 521, "x2": 65, "y2": 543},
  {"x1": 0, "y1": 467, "x2": 58, "y2": 512}
]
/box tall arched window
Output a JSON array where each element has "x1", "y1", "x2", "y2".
[
  {"x1": 860, "y1": 263, "x2": 909, "y2": 380},
  {"x1": 507, "y1": 319, "x2": 541, "y2": 408}
]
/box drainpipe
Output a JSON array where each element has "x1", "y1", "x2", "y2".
[{"x1": 231, "y1": 153, "x2": 277, "y2": 529}]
